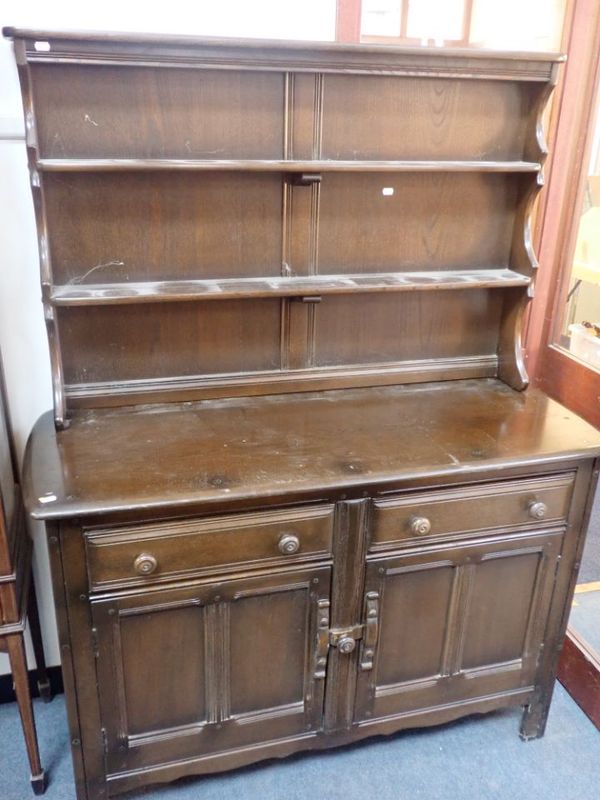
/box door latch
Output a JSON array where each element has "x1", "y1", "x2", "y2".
[{"x1": 329, "y1": 624, "x2": 364, "y2": 654}]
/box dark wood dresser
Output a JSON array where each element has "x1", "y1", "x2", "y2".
[{"x1": 5, "y1": 27, "x2": 600, "y2": 800}]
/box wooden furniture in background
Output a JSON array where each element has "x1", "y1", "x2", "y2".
[
  {"x1": 0, "y1": 357, "x2": 49, "y2": 795},
  {"x1": 4, "y1": 28, "x2": 600, "y2": 800}
]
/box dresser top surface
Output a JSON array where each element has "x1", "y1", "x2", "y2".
[{"x1": 23, "y1": 379, "x2": 600, "y2": 521}]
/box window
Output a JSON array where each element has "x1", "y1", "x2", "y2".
[
  {"x1": 359, "y1": 0, "x2": 565, "y2": 50},
  {"x1": 556, "y1": 83, "x2": 600, "y2": 371}
]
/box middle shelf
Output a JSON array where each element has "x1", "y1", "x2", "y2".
[
  {"x1": 49, "y1": 268, "x2": 531, "y2": 307},
  {"x1": 36, "y1": 158, "x2": 543, "y2": 174}
]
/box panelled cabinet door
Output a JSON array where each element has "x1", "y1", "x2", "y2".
[
  {"x1": 354, "y1": 532, "x2": 562, "y2": 723},
  {"x1": 91, "y1": 565, "x2": 331, "y2": 776}
]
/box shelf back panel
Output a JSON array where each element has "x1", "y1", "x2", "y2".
[
  {"x1": 312, "y1": 291, "x2": 502, "y2": 367},
  {"x1": 58, "y1": 289, "x2": 500, "y2": 389},
  {"x1": 315, "y1": 172, "x2": 520, "y2": 274},
  {"x1": 45, "y1": 170, "x2": 521, "y2": 285},
  {"x1": 28, "y1": 63, "x2": 544, "y2": 164},
  {"x1": 58, "y1": 300, "x2": 282, "y2": 384},
  {"x1": 31, "y1": 64, "x2": 286, "y2": 160},
  {"x1": 45, "y1": 172, "x2": 285, "y2": 283},
  {"x1": 320, "y1": 75, "x2": 534, "y2": 162}
]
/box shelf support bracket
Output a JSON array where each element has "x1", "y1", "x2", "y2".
[{"x1": 291, "y1": 172, "x2": 322, "y2": 186}]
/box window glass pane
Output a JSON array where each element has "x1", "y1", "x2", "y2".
[
  {"x1": 361, "y1": 0, "x2": 402, "y2": 37},
  {"x1": 406, "y1": 0, "x2": 465, "y2": 43},
  {"x1": 360, "y1": 0, "x2": 566, "y2": 51},
  {"x1": 470, "y1": 0, "x2": 566, "y2": 51},
  {"x1": 557, "y1": 85, "x2": 600, "y2": 371}
]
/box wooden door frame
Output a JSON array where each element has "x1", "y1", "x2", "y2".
[
  {"x1": 525, "y1": 0, "x2": 600, "y2": 728},
  {"x1": 526, "y1": 0, "x2": 600, "y2": 420},
  {"x1": 336, "y1": 0, "x2": 362, "y2": 42}
]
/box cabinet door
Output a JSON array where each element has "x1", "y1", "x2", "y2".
[
  {"x1": 92, "y1": 565, "x2": 331, "y2": 775},
  {"x1": 354, "y1": 532, "x2": 562, "y2": 723}
]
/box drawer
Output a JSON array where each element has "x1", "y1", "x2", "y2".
[
  {"x1": 370, "y1": 473, "x2": 574, "y2": 551},
  {"x1": 85, "y1": 504, "x2": 334, "y2": 591}
]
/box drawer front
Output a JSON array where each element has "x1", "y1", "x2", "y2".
[
  {"x1": 370, "y1": 473, "x2": 574, "y2": 551},
  {"x1": 86, "y1": 504, "x2": 334, "y2": 591}
]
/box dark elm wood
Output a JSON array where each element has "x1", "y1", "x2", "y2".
[
  {"x1": 316, "y1": 172, "x2": 522, "y2": 273},
  {"x1": 6, "y1": 29, "x2": 599, "y2": 800},
  {"x1": 355, "y1": 531, "x2": 562, "y2": 722},
  {"x1": 311, "y1": 290, "x2": 501, "y2": 366},
  {"x1": 30, "y1": 64, "x2": 285, "y2": 161},
  {"x1": 2, "y1": 26, "x2": 563, "y2": 78},
  {"x1": 324, "y1": 499, "x2": 369, "y2": 733},
  {"x1": 37, "y1": 159, "x2": 542, "y2": 172},
  {"x1": 21, "y1": 380, "x2": 600, "y2": 521},
  {"x1": 49, "y1": 269, "x2": 531, "y2": 307},
  {"x1": 84, "y1": 504, "x2": 335, "y2": 591},
  {"x1": 57, "y1": 300, "x2": 282, "y2": 384},
  {"x1": 0, "y1": 360, "x2": 48, "y2": 794},
  {"x1": 6, "y1": 32, "x2": 562, "y2": 415},
  {"x1": 520, "y1": 458, "x2": 598, "y2": 739},
  {"x1": 319, "y1": 75, "x2": 537, "y2": 162},
  {"x1": 63, "y1": 355, "x2": 500, "y2": 411},
  {"x1": 370, "y1": 473, "x2": 575, "y2": 549},
  {"x1": 44, "y1": 171, "x2": 284, "y2": 284}
]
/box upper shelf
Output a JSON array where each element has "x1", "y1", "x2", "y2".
[
  {"x1": 49, "y1": 268, "x2": 530, "y2": 306},
  {"x1": 36, "y1": 158, "x2": 542, "y2": 174}
]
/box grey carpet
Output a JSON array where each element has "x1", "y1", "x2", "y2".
[
  {"x1": 0, "y1": 685, "x2": 598, "y2": 800},
  {"x1": 570, "y1": 590, "x2": 600, "y2": 651}
]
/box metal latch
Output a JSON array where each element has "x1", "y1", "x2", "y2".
[
  {"x1": 329, "y1": 624, "x2": 364, "y2": 654},
  {"x1": 360, "y1": 591, "x2": 380, "y2": 671}
]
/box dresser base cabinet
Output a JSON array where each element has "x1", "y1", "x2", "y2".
[{"x1": 27, "y1": 381, "x2": 599, "y2": 800}]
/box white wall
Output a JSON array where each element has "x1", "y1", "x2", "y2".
[{"x1": 0, "y1": 0, "x2": 336, "y2": 674}]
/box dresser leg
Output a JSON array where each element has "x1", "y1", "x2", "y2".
[
  {"x1": 28, "y1": 573, "x2": 52, "y2": 702},
  {"x1": 519, "y1": 687, "x2": 553, "y2": 741},
  {"x1": 6, "y1": 633, "x2": 47, "y2": 794}
]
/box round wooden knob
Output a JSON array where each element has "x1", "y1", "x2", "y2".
[
  {"x1": 528, "y1": 501, "x2": 548, "y2": 520},
  {"x1": 410, "y1": 516, "x2": 432, "y2": 536},
  {"x1": 337, "y1": 636, "x2": 356, "y2": 654},
  {"x1": 278, "y1": 534, "x2": 300, "y2": 555},
  {"x1": 134, "y1": 553, "x2": 158, "y2": 576}
]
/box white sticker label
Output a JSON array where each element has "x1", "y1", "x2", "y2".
[
  {"x1": 34, "y1": 41, "x2": 51, "y2": 52},
  {"x1": 382, "y1": 187, "x2": 394, "y2": 196}
]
